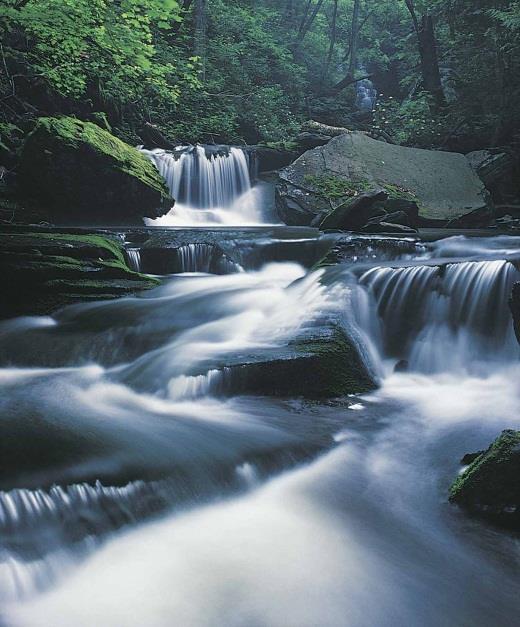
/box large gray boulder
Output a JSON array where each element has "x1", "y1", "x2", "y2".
[{"x1": 276, "y1": 132, "x2": 493, "y2": 228}]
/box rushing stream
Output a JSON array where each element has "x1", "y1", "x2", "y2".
[
  {"x1": 1, "y1": 145, "x2": 520, "y2": 624},
  {"x1": 1, "y1": 229, "x2": 520, "y2": 626}
]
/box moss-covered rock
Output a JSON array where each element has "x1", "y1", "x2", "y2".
[
  {"x1": 19, "y1": 117, "x2": 173, "y2": 224},
  {"x1": 449, "y1": 429, "x2": 520, "y2": 530},
  {"x1": 0, "y1": 230, "x2": 159, "y2": 318},
  {"x1": 212, "y1": 322, "x2": 376, "y2": 399}
]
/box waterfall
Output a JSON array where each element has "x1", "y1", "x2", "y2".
[
  {"x1": 356, "y1": 71, "x2": 377, "y2": 112},
  {"x1": 140, "y1": 145, "x2": 267, "y2": 226},
  {"x1": 125, "y1": 249, "x2": 141, "y2": 272},
  {"x1": 354, "y1": 259, "x2": 520, "y2": 374}
]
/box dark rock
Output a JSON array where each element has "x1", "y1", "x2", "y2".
[
  {"x1": 0, "y1": 230, "x2": 159, "y2": 319},
  {"x1": 510, "y1": 282, "x2": 520, "y2": 344},
  {"x1": 276, "y1": 132, "x2": 493, "y2": 227},
  {"x1": 216, "y1": 321, "x2": 376, "y2": 399},
  {"x1": 19, "y1": 117, "x2": 173, "y2": 225},
  {"x1": 466, "y1": 150, "x2": 513, "y2": 186},
  {"x1": 394, "y1": 359, "x2": 409, "y2": 373},
  {"x1": 139, "y1": 122, "x2": 178, "y2": 150},
  {"x1": 461, "y1": 451, "x2": 485, "y2": 466},
  {"x1": 450, "y1": 429, "x2": 520, "y2": 530},
  {"x1": 320, "y1": 190, "x2": 389, "y2": 231},
  {"x1": 296, "y1": 132, "x2": 332, "y2": 151},
  {"x1": 247, "y1": 146, "x2": 300, "y2": 173}
]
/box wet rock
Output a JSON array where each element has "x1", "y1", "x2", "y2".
[
  {"x1": 276, "y1": 132, "x2": 492, "y2": 228},
  {"x1": 319, "y1": 190, "x2": 388, "y2": 231},
  {"x1": 466, "y1": 150, "x2": 516, "y2": 204},
  {"x1": 19, "y1": 117, "x2": 173, "y2": 224},
  {"x1": 510, "y1": 282, "x2": 520, "y2": 344},
  {"x1": 0, "y1": 230, "x2": 159, "y2": 318},
  {"x1": 394, "y1": 359, "x2": 409, "y2": 373},
  {"x1": 217, "y1": 322, "x2": 376, "y2": 399},
  {"x1": 450, "y1": 429, "x2": 520, "y2": 530},
  {"x1": 460, "y1": 451, "x2": 485, "y2": 466}
]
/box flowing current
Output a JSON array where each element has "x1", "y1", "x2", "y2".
[
  {"x1": 140, "y1": 145, "x2": 273, "y2": 226},
  {"x1": 1, "y1": 233, "x2": 520, "y2": 626}
]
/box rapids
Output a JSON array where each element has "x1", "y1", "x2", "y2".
[{"x1": 1, "y1": 232, "x2": 520, "y2": 626}]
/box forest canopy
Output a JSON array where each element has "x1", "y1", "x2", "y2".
[{"x1": 1, "y1": 0, "x2": 519, "y2": 152}]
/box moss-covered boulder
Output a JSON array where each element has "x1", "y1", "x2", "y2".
[
  {"x1": 0, "y1": 230, "x2": 159, "y2": 318},
  {"x1": 19, "y1": 117, "x2": 173, "y2": 224},
  {"x1": 205, "y1": 321, "x2": 376, "y2": 399},
  {"x1": 450, "y1": 430, "x2": 520, "y2": 530}
]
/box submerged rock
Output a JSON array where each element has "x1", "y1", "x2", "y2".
[
  {"x1": 450, "y1": 430, "x2": 520, "y2": 530},
  {"x1": 216, "y1": 322, "x2": 376, "y2": 399},
  {"x1": 19, "y1": 117, "x2": 172, "y2": 224},
  {"x1": 276, "y1": 132, "x2": 492, "y2": 228},
  {"x1": 0, "y1": 230, "x2": 159, "y2": 318}
]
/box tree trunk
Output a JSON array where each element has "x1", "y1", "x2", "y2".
[
  {"x1": 194, "y1": 0, "x2": 207, "y2": 81},
  {"x1": 417, "y1": 14, "x2": 445, "y2": 109},
  {"x1": 322, "y1": 0, "x2": 339, "y2": 84},
  {"x1": 294, "y1": 0, "x2": 325, "y2": 48},
  {"x1": 404, "y1": 1, "x2": 445, "y2": 109},
  {"x1": 348, "y1": 0, "x2": 361, "y2": 77}
]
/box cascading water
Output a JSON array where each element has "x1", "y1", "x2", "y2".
[
  {"x1": 347, "y1": 257, "x2": 520, "y2": 375},
  {"x1": 2, "y1": 234, "x2": 520, "y2": 626},
  {"x1": 355, "y1": 70, "x2": 377, "y2": 112},
  {"x1": 140, "y1": 145, "x2": 271, "y2": 226}
]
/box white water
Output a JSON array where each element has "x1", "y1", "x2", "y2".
[
  {"x1": 1, "y1": 235, "x2": 520, "y2": 626},
  {"x1": 141, "y1": 146, "x2": 271, "y2": 226}
]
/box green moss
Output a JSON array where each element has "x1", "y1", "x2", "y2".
[
  {"x1": 261, "y1": 139, "x2": 299, "y2": 152},
  {"x1": 449, "y1": 429, "x2": 520, "y2": 502},
  {"x1": 380, "y1": 182, "x2": 418, "y2": 201},
  {"x1": 20, "y1": 232, "x2": 126, "y2": 262},
  {"x1": 304, "y1": 175, "x2": 372, "y2": 201},
  {"x1": 291, "y1": 325, "x2": 374, "y2": 397},
  {"x1": 28, "y1": 117, "x2": 170, "y2": 199}
]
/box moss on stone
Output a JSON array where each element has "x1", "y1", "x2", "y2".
[
  {"x1": 450, "y1": 429, "x2": 520, "y2": 530},
  {"x1": 19, "y1": 117, "x2": 172, "y2": 224},
  {"x1": 304, "y1": 175, "x2": 372, "y2": 201}
]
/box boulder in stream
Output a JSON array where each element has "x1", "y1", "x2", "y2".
[
  {"x1": 215, "y1": 321, "x2": 376, "y2": 399},
  {"x1": 276, "y1": 132, "x2": 492, "y2": 229},
  {"x1": 450, "y1": 429, "x2": 520, "y2": 530},
  {"x1": 19, "y1": 117, "x2": 173, "y2": 224},
  {"x1": 0, "y1": 230, "x2": 159, "y2": 319}
]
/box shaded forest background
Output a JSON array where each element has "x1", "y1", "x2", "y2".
[{"x1": 1, "y1": 0, "x2": 519, "y2": 158}]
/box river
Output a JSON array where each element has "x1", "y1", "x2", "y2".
[{"x1": 1, "y1": 146, "x2": 519, "y2": 626}]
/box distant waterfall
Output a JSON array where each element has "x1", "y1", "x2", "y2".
[
  {"x1": 353, "y1": 259, "x2": 520, "y2": 374},
  {"x1": 355, "y1": 70, "x2": 377, "y2": 112},
  {"x1": 140, "y1": 145, "x2": 267, "y2": 226}
]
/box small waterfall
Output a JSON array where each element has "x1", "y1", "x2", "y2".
[
  {"x1": 176, "y1": 244, "x2": 243, "y2": 274},
  {"x1": 356, "y1": 71, "x2": 377, "y2": 112},
  {"x1": 354, "y1": 259, "x2": 520, "y2": 374},
  {"x1": 140, "y1": 145, "x2": 266, "y2": 226},
  {"x1": 125, "y1": 248, "x2": 141, "y2": 272}
]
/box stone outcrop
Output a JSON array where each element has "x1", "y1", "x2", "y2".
[
  {"x1": 0, "y1": 230, "x2": 159, "y2": 319},
  {"x1": 276, "y1": 132, "x2": 493, "y2": 229},
  {"x1": 19, "y1": 117, "x2": 173, "y2": 224},
  {"x1": 213, "y1": 320, "x2": 376, "y2": 399},
  {"x1": 450, "y1": 430, "x2": 520, "y2": 530}
]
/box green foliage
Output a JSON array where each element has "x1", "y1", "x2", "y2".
[{"x1": 372, "y1": 93, "x2": 448, "y2": 146}]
